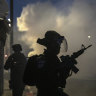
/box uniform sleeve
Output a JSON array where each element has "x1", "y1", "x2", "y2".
[{"x1": 4, "y1": 55, "x2": 13, "y2": 70}]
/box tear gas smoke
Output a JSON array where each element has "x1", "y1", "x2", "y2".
[{"x1": 17, "y1": 0, "x2": 96, "y2": 80}]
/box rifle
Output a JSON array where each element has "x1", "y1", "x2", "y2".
[
  {"x1": 60, "y1": 44, "x2": 92, "y2": 74},
  {"x1": 71, "y1": 44, "x2": 92, "y2": 59},
  {"x1": 58, "y1": 44, "x2": 92, "y2": 88}
]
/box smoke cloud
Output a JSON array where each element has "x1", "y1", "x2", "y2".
[{"x1": 17, "y1": 0, "x2": 96, "y2": 80}]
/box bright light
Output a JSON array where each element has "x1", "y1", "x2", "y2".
[
  {"x1": 88, "y1": 36, "x2": 91, "y2": 39},
  {"x1": 9, "y1": 24, "x2": 11, "y2": 27},
  {"x1": 8, "y1": 18, "x2": 11, "y2": 22},
  {"x1": 5, "y1": 54, "x2": 8, "y2": 58}
]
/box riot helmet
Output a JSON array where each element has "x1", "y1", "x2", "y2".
[
  {"x1": 12, "y1": 44, "x2": 22, "y2": 52},
  {"x1": 37, "y1": 30, "x2": 68, "y2": 54}
]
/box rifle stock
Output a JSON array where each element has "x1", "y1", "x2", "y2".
[{"x1": 60, "y1": 44, "x2": 92, "y2": 74}]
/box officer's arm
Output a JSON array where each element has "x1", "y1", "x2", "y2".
[{"x1": 4, "y1": 55, "x2": 13, "y2": 70}]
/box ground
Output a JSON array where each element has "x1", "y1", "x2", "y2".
[{"x1": 3, "y1": 71, "x2": 96, "y2": 96}]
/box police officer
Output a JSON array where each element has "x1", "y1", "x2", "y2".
[
  {"x1": 36, "y1": 30, "x2": 68, "y2": 96},
  {"x1": 4, "y1": 44, "x2": 27, "y2": 96}
]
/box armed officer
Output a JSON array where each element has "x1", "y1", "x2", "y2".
[
  {"x1": 36, "y1": 30, "x2": 68, "y2": 96},
  {"x1": 4, "y1": 44, "x2": 27, "y2": 96},
  {"x1": 23, "y1": 30, "x2": 92, "y2": 96}
]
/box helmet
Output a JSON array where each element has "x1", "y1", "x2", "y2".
[
  {"x1": 12, "y1": 44, "x2": 22, "y2": 52},
  {"x1": 37, "y1": 30, "x2": 68, "y2": 52},
  {"x1": 45, "y1": 31, "x2": 63, "y2": 41}
]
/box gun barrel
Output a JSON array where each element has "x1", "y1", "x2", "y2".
[
  {"x1": 84, "y1": 44, "x2": 92, "y2": 50},
  {"x1": 71, "y1": 44, "x2": 92, "y2": 59}
]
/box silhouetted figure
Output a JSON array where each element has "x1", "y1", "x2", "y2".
[
  {"x1": 4, "y1": 44, "x2": 27, "y2": 96},
  {"x1": 23, "y1": 31, "x2": 92, "y2": 96},
  {"x1": 23, "y1": 31, "x2": 69, "y2": 96}
]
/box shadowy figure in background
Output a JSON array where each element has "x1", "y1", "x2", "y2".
[
  {"x1": 23, "y1": 31, "x2": 69, "y2": 96},
  {"x1": 4, "y1": 44, "x2": 27, "y2": 96}
]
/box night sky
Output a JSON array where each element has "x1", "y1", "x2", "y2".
[{"x1": 7, "y1": 0, "x2": 74, "y2": 22}]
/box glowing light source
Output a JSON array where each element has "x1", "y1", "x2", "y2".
[
  {"x1": 5, "y1": 54, "x2": 8, "y2": 58},
  {"x1": 88, "y1": 36, "x2": 91, "y2": 39},
  {"x1": 9, "y1": 24, "x2": 11, "y2": 27},
  {"x1": 8, "y1": 18, "x2": 11, "y2": 22}
]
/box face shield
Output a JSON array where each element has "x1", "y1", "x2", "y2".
[
  {"x1": 37, "y1": 34, "x2": 68, "y2": 55},
  {"x1": 58, "y1": 36, "x2": 68, "y2": 56},
  {"x1": 62, "y1": 37, "x2": 68, "y2": 52}
]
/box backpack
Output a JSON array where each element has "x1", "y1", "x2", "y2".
[{"x1": 23, "y1": 54, "x2": 45, "y2": 86}]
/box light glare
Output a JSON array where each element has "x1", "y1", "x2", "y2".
[{"x1": 88, "y1": 36, "x2": 91, "y2": 39}]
